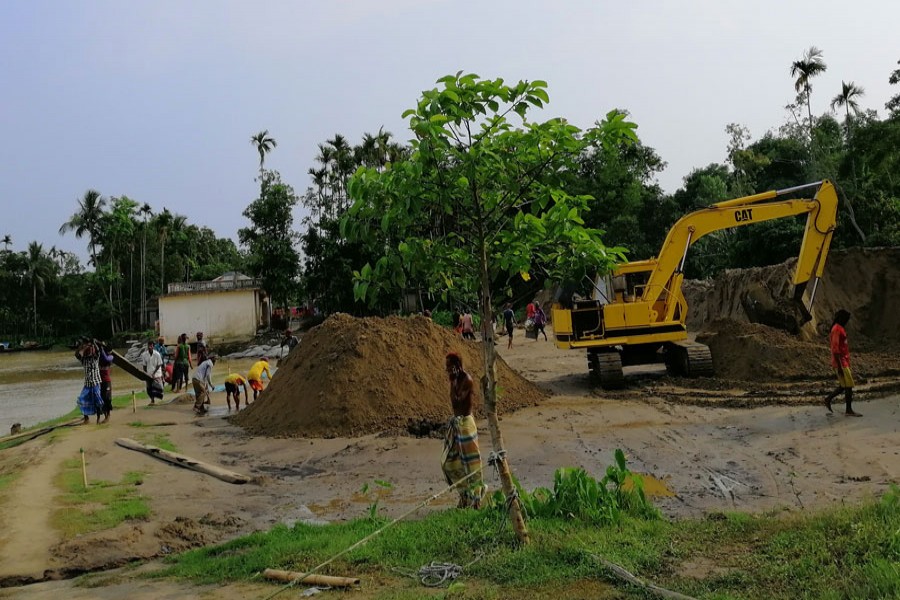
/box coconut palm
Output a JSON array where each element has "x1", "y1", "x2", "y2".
[
  {"x1": 59, "y1": 189, "x2": 107, "y2": 266},
  {"x1": 831, "y1": 81, "x2": 865, "y2": 122},
  {"x1": 790, "y1": 47, "x2": 827, "y2": 147},
  {"x1": 1, "y1": 234, "x2": 11, "y2": 251},
  {"x1": 250, "y1": 130, "x2": 277, "y2": 173}
]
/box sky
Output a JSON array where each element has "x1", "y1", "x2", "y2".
[{"x1": 2, "y1": 0, "x2": 898, "y2": 262}]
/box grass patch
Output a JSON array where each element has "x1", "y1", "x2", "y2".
[
  {"x1": 51, "y1": 458, "x2": 149, "y2": 538},
  {"x1": 159, "y1": 486, "x2": 900, "y2": 599},
  {"x1": 135, "y1": 432, "x2": 178, "y2": 453}
]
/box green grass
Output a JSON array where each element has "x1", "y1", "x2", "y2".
[
  {"x1": 134, "y1": 432, "x2": 179, "y2": 453},
  {"x1": 51, "y1": 458, "x2": 150, "y2": 538},
  {"x1": 159, "y1": 486, "x2": 900, "y2": 599}
]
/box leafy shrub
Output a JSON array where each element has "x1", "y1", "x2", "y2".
[{"x1": 493, "y1": 449, "x2": 659, "y2": 525}]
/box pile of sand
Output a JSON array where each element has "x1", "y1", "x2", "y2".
[
  {"x1": 233, "y1": 314, "x2": 548, "y2": 438},
  {"x1": 697, "y1": 319, "x2": 900, "y2": 383},
  {"x1": 685, "y1": 247, "x2": 900, "y2": 345}
]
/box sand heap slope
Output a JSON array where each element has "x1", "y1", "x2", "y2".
[
  {"x1": 684, "y1": 247, "x2": 900, "y2": 344},
  {"x1": 233, "y1": 314, "x2": 548, "y2": 438}
]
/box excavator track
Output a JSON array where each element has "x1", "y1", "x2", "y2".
[
  {"x1": 588, "y1": 350, "x2": 625, "y2": 390},
  {"x1": 665, "y1": 341, "x2": 714, "y2": 377}
]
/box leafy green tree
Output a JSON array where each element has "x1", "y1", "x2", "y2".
[
  {"x1": 886, "y1": 59, "x2": 900, "y2": 116},
  {"x1": 344, "y1": 73, "x2": 637, "y2": 543},
  {"x1": 1, "y1": 235, "x2": 10, "y2": 251},
  {"x1": 239, "y1": 170, "x2": 301, "y2": 307},
  {"x1": 790, "y1": 46, "x2": 827, "y2": 150}
]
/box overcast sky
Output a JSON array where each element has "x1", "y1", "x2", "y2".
[{"x1": 2, "y1": 0, "x2": 898, "y2": 261}]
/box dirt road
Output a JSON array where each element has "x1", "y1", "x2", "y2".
[{"x1": 0, "y1": 332, "x2": 897, "y2": 594}]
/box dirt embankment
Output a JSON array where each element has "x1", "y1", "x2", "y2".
[
  {"x1": 684, "y1": 247, "x2": 900, "y2": 382},
  {"x1": 233, "y1": 314, "x2": 548, "y2": 438}
]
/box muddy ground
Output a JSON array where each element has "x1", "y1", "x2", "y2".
[{"x1": 0, "y1": 330, "x2": 898, "y2": 597}]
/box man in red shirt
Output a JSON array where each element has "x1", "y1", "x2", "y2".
[{"x1": 824, "y1": 309, "x2": 861, "y2": 417}]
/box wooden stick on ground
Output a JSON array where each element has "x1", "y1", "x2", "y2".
[
  {"x1": 115, "y1": 438, "x2": 252, "y2": 484},
  {"x1": 80, "y1": 448, "x2": 88, "y2": 488},
  {"x1": 262, "y1": 569, "x2": 360, "y2": 588},
  {"x1": 0, "y1": 418, "x2": 84, "y2": 449},
  {"x1": 590, "y1": 554, "x2": 698, "y2": 600}
]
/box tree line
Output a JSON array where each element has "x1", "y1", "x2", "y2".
[{"x1": 4, "y1": 47, "x2": 899, "y2": 341}]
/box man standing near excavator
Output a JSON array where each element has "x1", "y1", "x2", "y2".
[{"x1": 824, "y1": 309, "x2": 861, "y2": 417}]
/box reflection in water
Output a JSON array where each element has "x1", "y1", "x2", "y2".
[{"x1": 0, "y1": 350, "x2": 270, "y2": 432}]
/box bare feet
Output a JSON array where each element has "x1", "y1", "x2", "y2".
[{"x1": 845, "y1": 411, "x2": 862, "y2": 417}]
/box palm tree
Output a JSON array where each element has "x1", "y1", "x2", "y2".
[
  {"x1": 831, "y1": 80, "x2": 865, "y2": 123},
  {"x1": 1, "y1": 234, "x2": 10, "y2": 251},
  {"x1": 155, "y1": 209, "x2": 174, "y2": 294},
  {"x1": 250, "y1": 130, "x2": 277, "y2": 174},
  {"x1": 790, "y1": 47, "x2": 827, "y2": 149},
  {"x1": 25, "y1": 242, "x2": 53, "y2": 336},
  {"x1": 59, "y1": 189, "x2": 106, "y2": 267}
]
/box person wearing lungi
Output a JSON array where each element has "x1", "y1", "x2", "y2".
[
  {"x1": 442, "y1": 352, "x2": 485, "y2": 508},
  {"x1": 75, "y1": 338, "x2": 104, "y2": 424},
  {"x1": 824, "y1": 309, "x2": 861, "y2": 417}
]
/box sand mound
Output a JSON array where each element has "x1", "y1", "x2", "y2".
[
  {"x1": 233, "y1": 314, "x2": 548, "y2": 438},
  {"x1": 697, "y1": 319, "x2": 900, "y2": 382},
  {"x1": 685, "y1": 247, "x2": 900, "y2": 344}
]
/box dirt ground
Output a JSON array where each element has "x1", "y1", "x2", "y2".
[{"x1": 0, "y1": 329, "x2": 898, "y2": 597}]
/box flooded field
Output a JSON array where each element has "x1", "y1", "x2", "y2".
[{"x1": 0, "y1": 349, "x2": 266, "y2": 433}]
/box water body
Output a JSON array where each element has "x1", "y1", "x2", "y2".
[{"x1": 0, "y1": 350, "x2": 268, "y2": 433}]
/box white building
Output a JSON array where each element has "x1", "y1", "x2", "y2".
[{"x1": 158, "y1": 273, "x2": 269, "y2": 344}]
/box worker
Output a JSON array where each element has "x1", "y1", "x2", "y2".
[
  {"x1": 441, "y1": 352, "x2": 485, "y2": 509},
  {"x1": 224, "y1": 372, "x2": 249, "y2": 411},
  {"x1": 141, "y1": 340, "x2": 165, "y2": 405},
  {"x1": 280, "y1": 329, "x2": 299, "y2": 355},
  {"x1": 460, "y1": 311, "x2": 476, "y2": 340},
  {"x1": 532, "y1": 301, "x2": 548, "y2": 341},
  {"x1": 74, "y1": 338, "x2": 104, "y2": 424},
  {"x1": 97, "y1": 341, "x2": 115, "y2": 423},
  {"x1": 192, "y1": 354, "x2": 217, "y2": 415},
  {"x1": 503, "y1": 303, "x2": 516, "y2": 349},
  {"x1": 824, "y1": 309, "x2": 861, "y2": 417},
  {"x1": 247, "y1": 357, "x2": 271, "y2": 403}
]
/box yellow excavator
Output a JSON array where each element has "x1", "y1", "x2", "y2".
[{"x1": 551, "y1": 180, "x2": 838, "y2": 388}]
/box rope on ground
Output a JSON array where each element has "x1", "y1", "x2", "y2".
[
  {"x1": 260, "y1": 465, "x2": 486, "y2": 600},
  {"x1": 589, "y1": 553, "x2": 698, "y2": 600}
]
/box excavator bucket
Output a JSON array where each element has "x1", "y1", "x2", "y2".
[{"x1": 740, "y1": 282, "x2": 810, "y2": 334}]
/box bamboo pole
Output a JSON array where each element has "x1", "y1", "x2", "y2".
[
  {"x1": 262, "y1": 569, "x2": 360, "y2": 588},
  {"x1": 80, "y1": 448, "x2": 88, "y2": 489},
  {"x1": 115, "y1": 438, "x2": 252, "y2": 484},
  {"x1": 132, "y1": 390, "x2": 136, "y2": 413}
]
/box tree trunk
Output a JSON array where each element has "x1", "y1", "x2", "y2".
[
  {"x1": 477, "y1": 243, "x2": 530, "y2": 545},
  {"x1": 32, "y1": 283, "x2": 37, "y2": 337}
]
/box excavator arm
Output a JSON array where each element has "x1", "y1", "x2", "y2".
[{"x1": 641, "y1": 180, "x2": 838, "y2": 313}]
